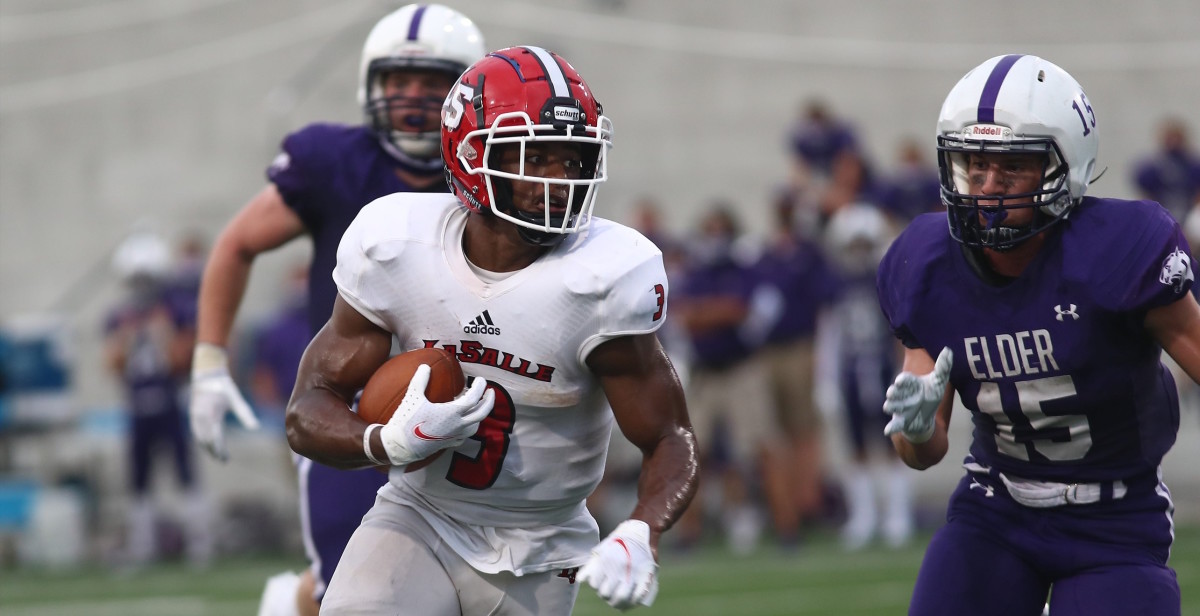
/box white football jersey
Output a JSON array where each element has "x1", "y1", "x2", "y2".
[{"x1": 333, "y1": 193, "x2": 669, "y2": 574}]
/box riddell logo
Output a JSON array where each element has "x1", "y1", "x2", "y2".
[
  {"x1": 966, "y1": 124, "x2": 1011, "y2": 140},
  {"x1": 463, "y1": 310, "x2": 501, "y2": 335}
]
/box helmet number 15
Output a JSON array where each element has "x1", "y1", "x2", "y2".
[{"x1": 1071, "y1": 93, "x2": 1096, "y2": 137}]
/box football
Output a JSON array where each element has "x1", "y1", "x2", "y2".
[
  {"x1": 359, "y1": 347, "x2": 467, "y2": 472},
  {"x1": 359, "y1": 347, "x2": 466, "y2": 424}
]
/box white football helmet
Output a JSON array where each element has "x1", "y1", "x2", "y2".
[
  {"x1": 358, "y1": 4, "x2": 485, "y2": 172},
  {"x1": 112, "y1": 232, "x2": 171, "y2": 283},
  {"x1": 937, "y1": 54, "x2": 1099, "y2": 249},
  {"x1": 824, "y1": 203, "x2": 891, "y2": 274}
]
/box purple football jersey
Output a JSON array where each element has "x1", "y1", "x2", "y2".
[
  {"x1": 266, "y1": 123, "x2": 436, "y2": 598},
  {"x1": 677, "y1": 256, "x2": 762, "y2": 368},
  {"x1": 106, "y1": 291, "x2": 196, "y2": 492},
  {"x1": 1132, "y1": 150, "x2": 1200, "y2": 223},
  {"x1": 105, "y1": 293, "x2": 193, "y2": 417},
  {"x1": 268, "y1": 123, "x2": 440, "y2": 334},
  {"x1": 753, "y1": 239, "x2": 838, "y2": 343},
  {"x1": 254, "y1": 301, "x2": 310, "y2": 401},
  {"x1": 877, "y1": 197, "x2": 1191, "y2": 483}
]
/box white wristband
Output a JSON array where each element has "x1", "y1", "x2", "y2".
[{"x1": 363, "y1": 424, "x2": 386, "y2": 466}]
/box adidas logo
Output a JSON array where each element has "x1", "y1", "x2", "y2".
[{"x1": 463, "y1": 310, "x2": 501, "y2": 335}]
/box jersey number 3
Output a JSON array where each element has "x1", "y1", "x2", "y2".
[
  {"x1": 446, "y1": 381, "x2": 514, "y2": 490},
  {"x1": 973, "y1": 375, "x2": 1092, "y2": 462}
]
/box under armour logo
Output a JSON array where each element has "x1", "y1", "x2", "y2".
[
  {"x1": 969, "y1": 479, "x2": 995, "y2": 498},
  {"x1": 1054, "y1": 304, "x2": 1079, "y2": 321}
]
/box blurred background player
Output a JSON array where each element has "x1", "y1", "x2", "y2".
[
  {"x1": 751, "y1": 191, "x2": 839, "y2": 547},
  {"x1": 818, "y1": 204, "x2": 913, "y2": 550},
  {"x1": 879, "y1": 54, "x2": 1194, "y2": 615},
  {"x1": 875, "y1": 137, "x2": 944, "y2": 225},
  {"x1": 104, "y1": 232, "x2": 214, "y2": 568},
  {"x1": 672, "y1": 204, "x2": 786, "y2": 554},
  {"x1": 1131, "y1": 117, "x2": 1200, "y2": 224},
  {"x1": 185, "y1": 5, "x2": 485, "y2": 615},
  {"x1": 787, "y1": 99, "x2": 861, "y2": 193}
]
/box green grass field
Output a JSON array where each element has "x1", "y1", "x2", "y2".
[{"x1": 3, "y1": 526, "x2": 1198, "y2": 615}]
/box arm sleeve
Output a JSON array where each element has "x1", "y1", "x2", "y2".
[
  {"x1": 1096, "y1": 202, "x2": 1194, "y2": 313},
  {"x1": 331, "y1": 201, "x2": 405, "y2": 331},
  {"x1": 876, "y1": 238, "x2": 922, "y2": 349},
  {"x1": 266, "y1": 125, "x2": 337, "y2": 223}
]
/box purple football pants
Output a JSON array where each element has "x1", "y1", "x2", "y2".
[
  {"x1": 298, "y1": 456, "x2": 389, "y2": 602},
  {"x1": 909, "y1": 469, "x2": 1179, "y2": 616}
]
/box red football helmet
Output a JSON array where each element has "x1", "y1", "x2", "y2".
[{"x1": 440, "y1": 46, "x2": 613, "y2": 244}]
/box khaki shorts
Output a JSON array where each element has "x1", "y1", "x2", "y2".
[
  {"x1": 761, "y1": 338, "x2": 821, "y2": 437},
  {"x1": 686, "y1": 355, "x2": 778, "y2": 459}
]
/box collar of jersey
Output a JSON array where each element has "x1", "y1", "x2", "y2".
[{"x1": 442, "y1": 207, "x2": 551, "y2": 300}]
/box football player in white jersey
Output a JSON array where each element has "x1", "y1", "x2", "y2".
[{"x1": 285, "y1": 46, "x2": 699, "y2": 615}]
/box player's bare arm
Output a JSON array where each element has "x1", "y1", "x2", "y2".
[
  {"x1": 1146, "y1": 291, "x2": 1200, "y2": 385},
  {"x1": 888, "y1": 345, "x2": 954, "y2": 470},
  {"x1": 286, "y1": 295, "x2": 392, "y2": 469},
  {"x1": 589, "y1": 332, "x2": 699, "y2": 555},
  {"x1": 196, "y1": 184, "x2": 305, "y2": 346}
]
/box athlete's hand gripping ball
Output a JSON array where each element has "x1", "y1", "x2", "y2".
[{"x1": 377, "y1": 364, "x2": 494, "y2": 466}]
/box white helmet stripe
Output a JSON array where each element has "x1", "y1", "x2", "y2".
[{"x1": 523, "y1": 46, "x2": 570, "y2": 97}]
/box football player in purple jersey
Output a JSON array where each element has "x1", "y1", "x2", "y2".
[
  {"x1": 1132, "y1": 117, "x2": 1200, "y2": 224},
  {"x1": 185, "y1": 5, "x2": 484, "y2": 615},
  {"x1": 877, "y1": 54, "x2": 1200, "y2": 616},
  {"x1": 105, "y1": 232, "x2": 214, "y2": 567}
]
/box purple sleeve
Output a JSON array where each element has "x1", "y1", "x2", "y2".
[
  {"x1": 875, "y1": 233, "x2": 922, "y2": 349},
  {"x1": 266, "y1": 124, "x2": 341, "y2": 223},
  {"x1": 1094, "y1": 201, "x2": 1194, "y2": 312}
]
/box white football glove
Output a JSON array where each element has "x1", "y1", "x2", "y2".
[
  {"x1": 882, "y1": 347, "x2": 953, "y2": 444},
  {"x1": 578, "y1": 519, "x2": 659, "y2": 611},
  {"x1": 377, "y1": 365, "x2": 494, "y2": 466},
  {"x1": 189, "y1": 343, "x2": 260, "y2": 462}
]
